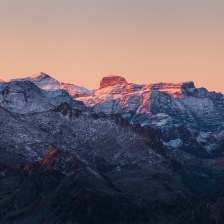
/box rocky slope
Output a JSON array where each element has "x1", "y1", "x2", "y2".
[
  {"x1": 1, "y1": 149, "x2": 149, "y2": 224},
  {"x1": 172, "y1": 187, "x2": 224, "y2": 224},
  {"x1": 1, "y1": 144, "x2": 224, "y2": 223},
  {"x1": 1, "y1": 147, "x2": 224, "y2": 224},
  {"x1": 156, "y1": 125, "x2": 224, "y2": 159}
]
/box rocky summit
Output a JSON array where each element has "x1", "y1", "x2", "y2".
[
  {"x1": 1, "y1": 73, "x2": 224, "y2": 223},
  {"x1": 99, "y1": 75, "x2": 128, "y2": 88}
]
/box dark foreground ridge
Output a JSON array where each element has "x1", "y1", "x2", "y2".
[
  {"x1": 1, "y1": 149, "x2": 224, "y2": 224},
  {"x1": 0, "y1": 150, "x2": 150, "y2": 224}
]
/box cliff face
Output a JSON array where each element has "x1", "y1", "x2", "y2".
[{"x1": 99, "y1": 75, "x2": 128, "y2": 89}]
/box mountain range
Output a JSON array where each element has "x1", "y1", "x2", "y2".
[
  {"x1": 2, "y1": 72, "x2": 224, "y2": 158},
  {"x1": 6, "y1": 72, "x2": 224, "y2": 132},
  {"x1": 1, "y1": 72, "x2": 224, "y2": 223}
]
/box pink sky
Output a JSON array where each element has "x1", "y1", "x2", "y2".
[{"x1": 0, "y1": 0, "x2": 223, "y2": 92}]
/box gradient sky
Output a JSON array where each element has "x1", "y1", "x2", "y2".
[{"x1": 1, "y1": 0, "x2": 224, "y2": 91}]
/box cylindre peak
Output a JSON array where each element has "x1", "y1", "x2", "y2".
[{"x1": 100, "y1": 75, "x2": 128, "y2": 89}]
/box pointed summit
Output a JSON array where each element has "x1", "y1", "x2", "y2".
[
  {"x1": 100, "y1": 75, "x2": 128, "y2": 89},
  {"x1": 0, "y1": 78, "x2": 5, "y2": 82},
  {"x1": 31, "y1": 72, "x2": 51, "y2": 81},
  {"x1": 28, "y1": 72, "x2": 60, "y2": 90},
  {"x1": 9, "y1": 72, "x2": 60, "y2": 88}
]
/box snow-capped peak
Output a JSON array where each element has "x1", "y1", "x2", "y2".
[
  {"x1": 31, "y1": 72, "x2": 54, "y2": 82},
  {"x1": 9, "y1": 72, "x2": 58, "y2": 85},
  {"x1": 8, "y1": 72, "x2": 93, "y2": 97},
  {"x1": 13, "y1": 72, "x2": 61, "y2": 90}
]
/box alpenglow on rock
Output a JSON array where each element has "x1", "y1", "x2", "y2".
[
  {"x1": 77, "y1": 75, "x2": 224, "y2": 132},
  {"x1": 6, "y1": 73, "x2": 224, "y2": 132}
]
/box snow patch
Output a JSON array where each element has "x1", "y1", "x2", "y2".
[
  {"x1": 196, "y1": 132, "x2": 209, "y2": 143},
  {"x1": 163, "y1": 138, "x2": 183, "y2": 148},
  {"x1": 204, "y1": 143, "x2": 216, "y2": 152}
]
